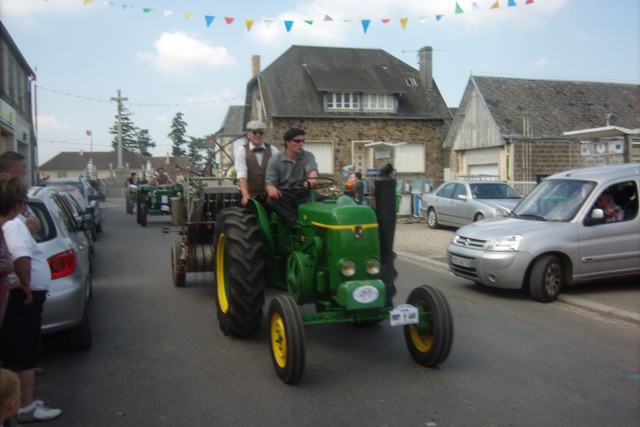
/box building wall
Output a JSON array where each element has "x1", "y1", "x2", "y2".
[{"x1": 269, "y1": 117, "x2": 445, "y2": 185}]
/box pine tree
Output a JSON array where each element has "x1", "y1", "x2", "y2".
[
  {"x1": 109, "y1": 105, "x2": 139, "y2": 153},
  {"x1": 187, "y1": 136, "x2": 206, "y2": 170},
  {"x1": 169, "y1": 112, "x2": 188, "y2": 156},
  {"x1": 136, "y1": 128, "x2": 157, "y2": 157}
]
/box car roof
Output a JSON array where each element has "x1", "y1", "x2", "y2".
[{"x1": 547, "y1": 163, "x2": 640, "y2": 181}]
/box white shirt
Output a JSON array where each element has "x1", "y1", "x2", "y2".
[
  {"x1": 234, "y1": 140, "x2": 279, "y2": 180},
  {"x1": 2, "y1": 216, "x2": 52, "y2": 291}
]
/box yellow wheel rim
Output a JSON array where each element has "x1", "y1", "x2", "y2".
[
  {"x1": 216, "y1": 234, "x2": 229, "y2": 313},
  {"x1": 409, "y1": 324, "x2": 434, "y2": 353},
  {"x1": 270, "y1": 312, "x2": 287, "y2": 368}
]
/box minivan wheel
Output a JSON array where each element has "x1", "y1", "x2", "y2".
[{"x1": 529, "y1": 255, "x2": 563, "y2": 303}]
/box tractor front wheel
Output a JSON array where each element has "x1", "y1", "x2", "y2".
[
  {"x1": 404, "y1": 285, "x2": 453, "y2": 367},
  {"x1": 268, "y1": 295, "x2": 305, "y2": 384},
  {"x1": 214, "y1": 207, "x2": 266, "y2": 337}
]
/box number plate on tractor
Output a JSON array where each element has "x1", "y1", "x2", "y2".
[{"x1": 389, "y1": 304, "x2": 419, "y2": 326}]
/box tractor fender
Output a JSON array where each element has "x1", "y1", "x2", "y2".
[{"x1": 249, "y1": 199, "x2": 275, "y2": 259}]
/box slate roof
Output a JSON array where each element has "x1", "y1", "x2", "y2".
[
  {"x1": 471, "y1": 76, "x2": 640, "y2": 138},
  {"x1": 256, "y1": 45, "x2": 451, "y2": 120},
  {"x1": 219, "y1": 106, "x2": 245, "y2": 137},
  {"x1": 39, "y1": 151, "x2": 189, "y2": 172}
]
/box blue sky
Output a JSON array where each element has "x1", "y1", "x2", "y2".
[{"x1": 2, "y1": 0, "x2": 638, "y2": 165}]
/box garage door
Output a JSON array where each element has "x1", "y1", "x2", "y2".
[{"x1": 468, "y1": 164, "x2": 498, "y2": 177}]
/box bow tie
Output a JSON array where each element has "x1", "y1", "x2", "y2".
[{"x1": 252, "y1": 147, "x2": 265, "y2": 153}]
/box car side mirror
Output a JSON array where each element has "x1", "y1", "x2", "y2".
[
  {"x1": 456, "y1": 194, "x2": 467, "y2": 201},
  {"x1": 89, "y1": 199, "x2": 98, "y2": 208},
  {"x1": 80, "y1": 218, "x2": 96, "y2": 231},
  {"x1": 584, "y1": 208, "x2": 605, "y2": 226}
]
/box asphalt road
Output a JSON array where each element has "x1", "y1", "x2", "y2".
[{"x1": 30, "y1": 200, "x2": 640, "y2": 427}]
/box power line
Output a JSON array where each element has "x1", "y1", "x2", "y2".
[{"x1": 37, "y1": 85, "x2": 244, "y2": 107}]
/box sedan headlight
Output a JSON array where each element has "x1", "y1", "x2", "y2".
[
  {"x1": 486, "y1": 234, "x2": 523, "y2": 252},
  {"x1": 340, "y1": 259, "x2": 356, "y2": 277},
  {"x1": 494, "y1": 208, "x2": 510, "y2": 217},
  {"x1": 366, "y1": 258, "x2": 380, "y2": 275}
]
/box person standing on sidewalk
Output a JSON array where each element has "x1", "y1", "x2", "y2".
[{"x1": 1, "y1": 200, "x2": 62, "y2": 422}]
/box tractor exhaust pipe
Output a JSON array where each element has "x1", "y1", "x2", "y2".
[{"x1": 374, "y1": 164, "x2": 398, "y2": 306}]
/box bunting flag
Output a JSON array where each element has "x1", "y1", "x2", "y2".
[
  {"x1": 361, "y1": 19, "x2": 371, "y2": 34},
  {"x1": 284, "y1": 20, "x2": 294, "y2": 32},
  {"x1": 86, "y1": 130, "x2": 92, "y2": 136},
  {"x1": 80, "y1": 1, "x2": 544, "y2": 33}
]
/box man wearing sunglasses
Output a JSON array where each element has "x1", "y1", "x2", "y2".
[
  {"x1": 234, "y1": 120, "x2": 279, "y2": 208},
  {"x1": 265, "y1": 128, "x2": 319, "y2": 227}
]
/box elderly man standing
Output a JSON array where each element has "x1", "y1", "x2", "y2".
[
  {"x1": 265, "y1": 128, "x2": 319, "y2": 226},
  {"x1": 234, "y1": 120, "x2": 279, "y2": 208}
]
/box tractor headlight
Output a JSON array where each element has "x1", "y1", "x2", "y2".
[
  {"x1": 340, "y1": 259, "x2": 356, "y2": 277},
  {"x1": 366, "y1": 258, "x2": 381, "y2": 275}
]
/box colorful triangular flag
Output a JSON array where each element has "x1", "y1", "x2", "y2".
[
  {"x1": 163, "y1": 10, "x2": 174, "y2": 17},
  {"x1": 455, "y1": 2, "x2": 464, "y2": 13},
  {"x1": 361, "y1": 19, "x2": 371, "y2": 34},
  {"x1": 381, "y1": 18, "x2": 391, "y2": 24},
  {"x1": 324, "y1": 14, "x2": 333, "y2": 21},
  {"x1": 400, "y1": 17, "x2": 408, "y2": 30},
  {"x1": 205, "y1": 15, "x2": 215, "y2": 27},
  {"x1": 184, "y1": 13, "x2": 193, "y2": 20},
  {"x1": 304, "y1": 20, "x2": 314, "y2": 25},
  {"x1": 225, "y1": 17, "x2": 234, "y2": 24},
  {"x1": 491, "y1": 1, "x2": 500, "y2": 8},
  {"x1": 436, "y1": 15, "x2": 444, "y2": 21},
  {"x1": 508, "y1": 0, "x2": 517, "y2": 6},
  {"x1": 245, "y1": 19, "x2": 254, "y2": 31},
  {"x1": 284, "y1": 20, "x2": 294, "y2": 32},
  {"x1": 143, "y1": 8, "x2": 153, "y2": 13}
]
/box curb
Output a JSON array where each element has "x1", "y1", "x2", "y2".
[{"x1": 395, "y1": 251, "x2": 640, "y2": 325}]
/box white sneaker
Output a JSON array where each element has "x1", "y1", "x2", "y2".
[{"x1": 16, "y1": 400, "x2": 62, "y2": 423}]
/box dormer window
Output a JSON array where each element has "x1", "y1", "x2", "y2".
[
  {"x1": 326, "y1": 92, "x2": 359, "y2": 110},
  {"x1": 325, "y1": 92, "x2": 396, "y2": 113},
  {"x1": 405, "y1": 77, "x2": 418, "y2": 87}
]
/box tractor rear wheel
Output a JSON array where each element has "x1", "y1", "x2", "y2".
[
  {"x1": 268, "y1": 295, "x2": 305, "y2": 384},
  {"x1": 139, "y1": 203, "x2": 147, "y2": 227},
  {"x1": 404, "y1": 285, "x2": 454, "y2": 367},
  {"x1": 214, "y1": 207, "x2": 266, "y2": 337},
  {"x1": 171, "y1": 240, "x2": 186, "y2": 288}
]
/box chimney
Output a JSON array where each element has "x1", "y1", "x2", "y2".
[
  {"x1": 418, "y1": 46, "x2": 433, "y2": 89},
  {"x1": 251, "y1": 55, "x2": 261, "y2": 77}
]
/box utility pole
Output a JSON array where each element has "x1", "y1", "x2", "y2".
[{"x1": 110, "y1": 89, "x2": 128, "y2": 168}]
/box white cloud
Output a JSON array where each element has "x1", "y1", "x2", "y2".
[
  {"x1": 533, "y1": 56, "x2": 551, "y2": 67},
  {"x1": 37, "y1": 115, "x2": 72, "y2": 132},
  {"x1": 137, "y1": 32, "x2": 236, "y2": 73},
  {"x1": 2, "y1": 0, "x2": 79, "y2": 17}
]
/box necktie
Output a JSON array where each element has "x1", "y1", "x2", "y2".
[{"x1": 252, "y1": 147, "x2": 265, "y2": 153}]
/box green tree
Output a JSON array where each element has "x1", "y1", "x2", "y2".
[
  {"x1": 109, "y1": 105, "x2": 138, "y2": 153},
  {"x1": 186, "y1": 136, "x2": 206, "y2": 170},
  {"x1": 169, "y1": 112, "x2": 188, "y2": 156},
  {"x1": 136, "y1": 128, "x2": 156, "y2": 157}
]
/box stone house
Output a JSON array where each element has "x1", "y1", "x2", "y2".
[
  {"x1": 216, "y1": 105, "x2": 245, "y2": 174},
  {"x1": 1, "y1": 21, "x2": 37, "y2": 184},
  {"x1": 445, "y1": 76, "x2": 640, "y2": 194},
  {"x1": 243, "y1": 45, "x2": 451, "y2": 185}
]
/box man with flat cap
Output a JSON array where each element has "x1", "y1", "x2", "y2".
[
  {"x1": 234, "y1": 120, "x2": 279, "y2": 207},
  {"x1": 265, "y1": 128, "x2": 319, "y2": 226}
]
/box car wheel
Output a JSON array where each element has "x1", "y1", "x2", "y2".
[
  {"x1": 269, "y1": 295, "x2": 306, "y2": 384},
  {"x1": 404, "y1": 285, "x2": 454, "y2": 367},
  {"x1": 474, "y1": 213, "x2": 485, "y2": 222},
  {"x1": 427, "y1": 208, "x2": 440, "y2": 229},
  {"x1": 529, "y1": 255, "x2": 563, "y2": 302},
  {"x1": 67, "y1": 306, "x2": 92, "y2": 350}
]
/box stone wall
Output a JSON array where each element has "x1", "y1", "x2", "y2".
[
  {"x1": 512, "y1": 139, "x2": 586, "y2": 183},
  {"x1": 269, "y1": 117, "x2": 445, "y2": 185}
]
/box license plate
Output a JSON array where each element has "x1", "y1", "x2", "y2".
[
  {"x1": 389, "y1": 304, "x2": 419, "y2": 326},
  {"x1": 450, "y1": 255, "x2": 472, "y2": 268}
]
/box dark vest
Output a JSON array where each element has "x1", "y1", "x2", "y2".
[{"x1": 245, "y1": 143, "x2": 272, "y2": 198}]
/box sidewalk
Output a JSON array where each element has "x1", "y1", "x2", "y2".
[{"x1": 393, "y1": 216, "x2": 640, "y2": 325}]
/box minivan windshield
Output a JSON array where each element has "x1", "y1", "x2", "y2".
[{"x1": 512, "y1": 179, "x2": 596, "y2": 222}]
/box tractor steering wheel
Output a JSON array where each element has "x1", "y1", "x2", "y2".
[{"x1": 286, "y1": 176, "x2": 335, "y2": 191}]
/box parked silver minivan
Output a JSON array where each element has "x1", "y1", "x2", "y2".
[{"x1": 447, "y1": 163, "x2": 640, "y2": 302}]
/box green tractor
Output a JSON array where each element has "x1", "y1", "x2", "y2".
[
  {"x1": 128, "y1": 183, "x2": 183, "y2": 227},
  {"x1": 214, "y1": 176, "x2": 453, "y2": 384}
]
